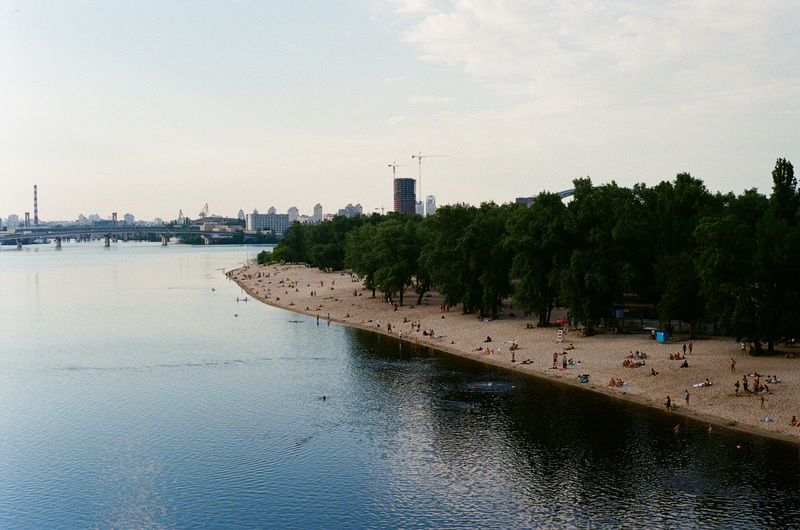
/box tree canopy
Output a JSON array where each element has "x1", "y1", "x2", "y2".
[{"x1": 263, "y1": 158, "x2": 800, "y2": 351}]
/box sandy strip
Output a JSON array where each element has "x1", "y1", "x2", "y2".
[{"x1": 228, "y1": 263, "x2": 800, "y2": 444}]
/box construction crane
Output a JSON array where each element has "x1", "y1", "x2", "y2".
[
  {"x1": 388, "y1": 161, "x2": 409, "y2": 179},
  {"x1": 411, "y1": 152, "x2": 449, "y2": 216},
  {"x1": 199, "y1": 203, "x2": 209, "y2": 219}
]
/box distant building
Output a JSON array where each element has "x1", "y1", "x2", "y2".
[
  {"x1": 123, "y1": 213, "x2": 135, "y2": 226},
  {"x1": 288, "y1": 207, "x2": 299, "y2": 223},
  {"x1": 313, "y1": 204, "x2": 323, "y2": 224},
  {"x1": 323, "y1": 213, "x2": 335, "y2": 222},
  {"x1": 246, "y1": 212, "x2": 290, "y2": 235},
  {"x1": 515, "y1": 197, "x2": 534, "y2": 206},
  {"x1": 337, "y1": 203, "x2": 363, "y2": 218},
  {"x1": 415, "y1": 201, "x2": 424, "y2": 215},
  {"x1": 394, "y1": 178, "x2": 416, "y2": 215},
  {"x1": 7, "y1": 214, "x2": 19, "y2": 229},
  {"x1": 238, "y1": 209, "x2": 246, "y2": 221},
  {"x1": 425, "y1": 195, "x2": 436, "y2": 216},
  {"x1": 268, "y1": 206, "x2": 276, "y2": 215}
]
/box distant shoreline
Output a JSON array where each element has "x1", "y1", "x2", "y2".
[{"x1": 230, "y1": 263, "x2": 800, "y2": 446}]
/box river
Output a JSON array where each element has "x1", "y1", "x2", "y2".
[{"x1": 1, "y1": 242, "x2": 799, "y2": 528}]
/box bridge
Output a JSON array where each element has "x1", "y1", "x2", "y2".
[{"x1": 0, "y1": 226, "x2": 237, "y2": 249}]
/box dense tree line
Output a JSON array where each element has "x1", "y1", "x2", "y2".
[{"x1": 264, "y1": 159, "x2": 799, "y2": 353}]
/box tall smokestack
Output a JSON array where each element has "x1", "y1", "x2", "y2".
[{"x1": 34, "y1": 185, "x2": 39, "y2": 226}]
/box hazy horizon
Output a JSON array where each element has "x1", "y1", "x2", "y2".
[{"x1": 3, "y1": 1, "x2": 798, "y2": 221}]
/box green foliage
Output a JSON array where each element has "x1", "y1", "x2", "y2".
[
  {"x1": 558, "y1": 180, "x2": 646, "y2": 332},
  {"x1": 259, "y1": 158, "x2": 800, "y2": 347},
  {"x1": 507, "y1": 192, "x2": 569, "y2": 325}
]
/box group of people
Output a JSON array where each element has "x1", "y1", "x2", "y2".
[
  {"x1": 734, "y1": 373, "x2": 779, "y2": 395},
  {"x1": 552, "y1": 351, "x2": 580, "y2": 369},
  {"x1": 608, "y1": 377, "x2": 626, "y2": 387},
  {"x1": 622, "y1": 358, "x2": 646, "y2": 368}
]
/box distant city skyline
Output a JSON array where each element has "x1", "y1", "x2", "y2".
[{"x1": 3, "y1": 2, "x2": 798, "y2": 220}]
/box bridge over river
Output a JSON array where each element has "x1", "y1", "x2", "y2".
[{"x1": 0, "y1": 226, "x2": 237, "y2": 249}]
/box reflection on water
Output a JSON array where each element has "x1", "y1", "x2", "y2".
[{"x1": 1, "y1": 242, "x2": 799, "y2": 528}]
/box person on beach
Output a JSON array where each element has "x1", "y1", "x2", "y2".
[
  {"x1": 683, "y1": 344, "x2": 687, "y2": 355},
  {"x1": 730, "y1": 358, "x2": 736, "y2": 373},
  {"x1": 665, "y1": 396, "x2": 672, "y2": 415},
  {"x1": 553, "y1": 352, "x2": 558, "y2": 368},
  {"x1": 685, "y1": 390, "x2": 690, "y2": 406},
  {"x1": 734, "y1": 380, "x2": 740, "y2": 395},
  {"x1": 688, "y1": 342, "x2": 693, "y2": 354}
]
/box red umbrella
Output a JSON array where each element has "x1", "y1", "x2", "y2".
[{"x1": 556, "y1": 318, "x2": 567, "y2": 323}]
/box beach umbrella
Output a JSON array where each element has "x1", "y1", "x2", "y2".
[{"x1": 556, "y1": 318, "x2": 567, "y2": 323}]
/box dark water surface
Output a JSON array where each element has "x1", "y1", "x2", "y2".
[{"x1": 1, "y1": 242, "x2": 799, "y2": 529}]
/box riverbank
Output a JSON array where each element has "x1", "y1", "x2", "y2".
[{"x1": 230, "y1": 263, "x2": 800, "y2": 444}]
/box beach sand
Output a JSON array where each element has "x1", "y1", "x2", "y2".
[{"x1": 229, "y1": 263, "x2": 800, "y2": 444}]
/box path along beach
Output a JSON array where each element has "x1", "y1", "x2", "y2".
[{"x1": 230, "y1": 263, "x2": 800, "y2": 444}]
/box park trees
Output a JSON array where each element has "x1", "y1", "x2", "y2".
[
  {"x1": 507, "y1": 192, "x2": 569, "y2": 326},
  {"x1": 559, "y1": 179, "x2": 646, "y2": 333},
  {"x1": 344, "y1": 223, "x2": 380, "y2": 297},
  {"x1": 641, "y1": 173, "x2": 720, "y2": 337},
  {"x1": 421, "y1": 204, "x2": 479, "y2": 311}
]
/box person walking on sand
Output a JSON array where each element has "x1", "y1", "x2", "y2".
[
  {"x1": 683, "y1": 344, "x2": 687, "y2": 356},
  {"x1": 730, "y1": 358, "x2": 736, "y2": 374},
  {"x1": 685, "y1": 390, "x2": 690, "y2": 406},
  {"x1": 688, "y1": 342, "x2": 693, "y2": 354},
  {"x1": 665, "y1": 396, "x2": 672, "y2": 415}
]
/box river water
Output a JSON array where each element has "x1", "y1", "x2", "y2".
[{"x1": 1, "y1": 242, "x2": 799, "y2": 529}]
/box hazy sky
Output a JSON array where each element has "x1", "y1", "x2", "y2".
[{"x1": 3, "y1": 1, "x2": 799, "y2": 222}]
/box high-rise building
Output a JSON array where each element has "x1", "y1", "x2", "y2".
[
  {"x1": 288, "y1": 207, "x2": 299, "y2": 223},
  {"x1": 425, "y1": 195, "x2": 436, "y2": 216},
  {"x1": 415, "y1": 201, "x2": 424, "y2": 215},
  {"x1": 268, "y1": 206, "x2": 276, "y2": 215},
  {"x1": 337, "y1": 204, "x2": 363, "y2": 218},
  {"x1": 394, "y1": 178, "x2": 416, "y2": 215},
  {"x1": 246, "y1": 212, "x2": 290, "y2": 235},
  {"x1": 313, "y1": 204, "x2": 323, "y2": 224}
]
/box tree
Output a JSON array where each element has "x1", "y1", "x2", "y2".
[
  {"x1": 559, "y1": 179, "x2": 645, "y2": 333},
  {"x1": 372, "y1": 218, "x2": 418, "y2": 306},
  {"x1": 344, "y1": 223, "x2": 380, "y2": 297},
  {"x1": 695, "y1": 189, "x2": 771, "y2": 352},
  {"x1": 695, "y1": 213, "x2": 761, "y2": 350},
  {"x1": 640, "y1": 173, "x2": 719, "y2": 337},
  {"x1": 507, "y1": 192, "x2": 569, "y2": 325},
  {"x1": 769, "y1": 158, "x2": 799, "y2": 225},
  {"x1": 421, "y1": 204, "x2": 478, "y2": 311},
  {"x1": 463, "y1": 202, "x2": 516, "y2": 318}
]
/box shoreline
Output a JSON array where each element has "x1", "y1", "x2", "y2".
[{"x1": 229, "y1": 263, "x2": 800, "y2": 445}]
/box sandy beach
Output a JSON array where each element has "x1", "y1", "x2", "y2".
[{"x1": 229, "y1": 263, "x2": 800, "y2": 444}]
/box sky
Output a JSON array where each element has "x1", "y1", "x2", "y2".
[{"x1": 2, "y1": 0, "x2": 799, "y2": 222}]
